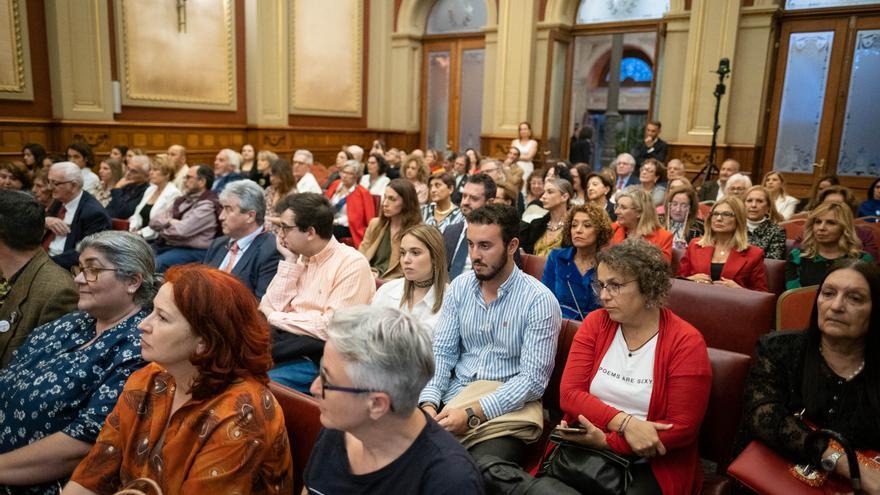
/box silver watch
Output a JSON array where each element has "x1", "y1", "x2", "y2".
[{"x1": 820, "y1": 451, "x2": 843, "y2": 472}]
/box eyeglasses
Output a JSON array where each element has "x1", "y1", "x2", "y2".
[
  {"x1": 669, "y1": 202, "x2": 690, "y2": 211},
  {"x1": 590, "y1": 279, "x2": 636, "y2": 298},
  {"x1": 48, "y1": 179, "x2": 74, "y2": 188},
  {"x1": 710, "y1": 211, "x2": 736, "y2": 219},
  {"x1": 318, "y1": 369, "x2": 395, "y2": 411},
  {"x1": 71, "y1": 265, "x2": 119, "y2": 282},
  {"x1": 614, "y1": 203, "x2": 637, "y2": 212},
  {"x1": 278, "y1": 223, "x2": 300, "y2": 236}
]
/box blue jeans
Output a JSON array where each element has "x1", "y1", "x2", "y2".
[
  {"x1": 155, "y1": 247, "x2": 208, "y2": 272},
  {"x1": 269, "y1": 358, "x2": 319, "y2": 394}
]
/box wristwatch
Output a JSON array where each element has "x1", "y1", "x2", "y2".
[
  {"x1": 820, "y1": 451, "x2": 843, "y2": 472},
  {"x1": 466, "y1": 407, "x2": 482, "y2": 429}
]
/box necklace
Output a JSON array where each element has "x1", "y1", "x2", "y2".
[
  {"x1": 819, "y1": 345, "x2": 865, "y2": 381},
  {"x1": 434, "y1": 205, "x2": 454, "y2": 216},
  {"x1": 625, "y1": 329, "x2": 659, "y2": 357},
  {"x1": 547, "y1": 220, "x2": 564, "y2": 232},
  {"x1": 413, "y1": 278, "x2": 433, "y2": 289}
]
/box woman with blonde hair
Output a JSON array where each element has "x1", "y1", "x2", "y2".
[
  {"x1": 371, "y1": 224, "x2": 449, "y2": 330},
  {"x1": 744, "y1": 185, "x2": 787, "y2": 260},
  {"x1": 402, "y1": 154, "x2": 431, "y2": 205},
  {"x1": 677, "y1": 196, "x2": 768, "y2": 291},
  {"x1": 360, "y1": 178, "x2": 423, "y2": 279},
  {"x1": 786, "y1": 202, "x2": 874, "y2": 289},
  {"x1": 609, "y1": 186, "x2": 673, "y2": 261},
  {"x1": 521, "y1": 178, "x2": 573, "y2": 256},
  {"x1": 762, "y1": 171, "x2": 799, "y2": 220}
]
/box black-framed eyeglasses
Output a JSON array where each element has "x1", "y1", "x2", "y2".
[
  {"x1": 318, "y1": 368, "x2": 395, "y2": 412},
  {"x1": 71, "y1": 265, "x2": 119, "y2": 283},
  {"x1": 278, "y1": 223, "x2": 299, "y2": 236},
  {"x1": 590, "y1": 279, "x2": 637, "y2": 298}
]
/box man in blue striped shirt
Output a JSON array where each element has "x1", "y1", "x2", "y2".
[{"x1": 419, "y1": 204, "x2": 562, "y2": 466}]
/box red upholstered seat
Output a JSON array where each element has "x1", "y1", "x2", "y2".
[
  {"x1": 521, "y1": 253, "x2": 547, "y2": 280},
  {"x1": 667, "y1": 279, "x2": 775, "y2": 356},
  {"x1": 671, "y1": 247, "x2": 685, "y2": 275},
  {"x1": 269, "y1": 381, "x2": 322, "y2": 495},
  {"x1": 781, "y1": 219, "x2": 805, "y2": 240},
  {"x1": 764, "y1": 258, "x2": 786, "y2": 296},
  {"x1": 776, "y1": 285, "x2": 818, "y2": 331},
  {"x1": 111, "y1": 218, "x2": 130, "y2": 231}
]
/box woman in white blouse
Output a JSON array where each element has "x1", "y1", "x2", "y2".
[
  {"x1": 128, "y1": 154, "x2": 181, "y2": 241},
  {"x1": 371, "y1": 224, "x2": 448, "y2": 331},
  {"x1": 511, "y1": 121, "x2": 538, "y2": 187},
  {"x1": 762, "y1": 171, "x2": 799, "y2": 221},
  {"x1": 360, "y1": 152, "x2": 391, "y2": 196}
]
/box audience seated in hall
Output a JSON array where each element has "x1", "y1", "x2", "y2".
[
  {"x1": 0, "y1": 231, "x2": 155, "y2": 493},
  {"x1": 678, "y1": 196, "x2": 768, "y2": 292},
  {"x1": 444, "y1": 173, "x2": 496, "y2": 279},
  {"x1": 371, "y1": 224, "x2": 449, "y2": 331},
  {"x1": 815, "y1": 185, "x2": 879, "y2": 259},
  {"x1": 105, "y1": 154, "x2": 150, "y2": 220},
  {"x1": 744, "y1": 185, "x2": 787, "y2": 260},
  {"x1": 638, "y1": 158, "x2": 667, "y2": 207},
  {"x1": 31, "y1": 170, "x2": 54, "y2": 211},
  {"x1": 64, "y1": 264, "x2": 292, "y2": 495},
  {"x1": 585, "y1": 172, "x2": 616, "y2": 221},
  {"x1": 762, "y1": 171, "x2": 799, "y2": 221},
  {"x1": 304, "y1": 306, "x2": 484, "y2": 494},
  {"x1": 292, "y1": 149, "x2": 323, "y2": 195},
  {"x1": 360, "y1": 178, "x2": 423, "y2": 280},
  {"x1": 0, "y1": 190, "x2": 77, "y2": 367},
  {"x1": 326, "y1": 159, "x2": 376, "y2": 248},
  {"x1": 541, "y1": 203, "x2": 613, "y2": 320},
  {"x1": 151, "y1": 165, "x2": 222, "y2": 272},
  {"x1": 419, "y1": 204, "x2": 562, "y2": 468},
  {"x1": 402, "y1": 154, "x2": 431, "y2": 205},
  {"x1": 659, "y1": 185, "x2": 704, "y2": 250},
  {"x1": 66, "y1": 142, "x2": 100, "y2": 198},
  {"x1": 0, "y1": 161, "x2": 31, "y2": 192},
  {"x1": 204, "y1": 180, "x2": 280, "y2": 299},
  {"x1": 259, "y1": 193, "x2": 375, "y2": 394},
  {"x1": 698, "y1": 158, "x2": 740, "y2": 203},
  {"x1": 128, "y1": 154, "x2": 182, "y2": 242},
  {"x1": 520, "y1": 177, "x2": 573, "y2": 257},
  {"x1": 612, "y1": 153, "x2": 640, "y2": 193},
  {"x1": 451, "y1": 152, "x2": 471, "y2": 205},
  {"x1": 665, "y1": 158, "x2": 686, "y2": 181},
  {"x1": 211, "y1": 148, "x2": 243, "y2": 194},
  {"x1": 360, "y1": 152, "x2": 391, "y2": 196},
  {"x1": 724, "y1": 173, "x2": 752, "y2": 202},
  {"x1": 609, "y1": 187, "x2": 673, "y2": 262},
  {"x1": 857, "y1": 177, "x2": 880, "y2": 218},
  {"x1": 91, "y1": 157, "x2": 122, "y2": 207},
  {"x1": 44, "y1": 162, "x2": 112, "y2": 270}
]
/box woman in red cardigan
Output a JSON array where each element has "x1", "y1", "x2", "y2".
[
  {"x1": 326, "y1": 160, "x2": 376, "y2": 248},
  {"x1": 677, "y1": 196, "x2": 768, "y2": 291},
  {"x1": 610, "y1": 187, "x2": 673, "y2": 262},
  {"x1": 556, "y1": 239, "x2": 712, "y2": 494}
]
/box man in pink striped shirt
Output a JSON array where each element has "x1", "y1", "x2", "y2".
[{"x1": 260, "y1": 193, "x2": 375, "y2": 393}]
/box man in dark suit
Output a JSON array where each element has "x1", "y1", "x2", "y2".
[
  {"x1": 698, "y1": 158, "x2": 740, "y2": 202},
  {"x1": 0, "y1": 190, "x2": 78, "y2": 367},
  {"x1": 212, "y1": 148, "x2": 244, "y2": 194},
  {"x1": 44, "y1": 161, "x2": 112, "y2": 270},
  {"x1": 444, "y1": 174, "x2": 496, "y2": 279},
  {"x1": 631, "y1": 120, "x2": 668, "y2": 170},
  {"x1": 612, "y1": 153, "x2": 640, "y2": 194},
  {"x1": 204, "y1": 179, "x2": 280, "y2": 299}
]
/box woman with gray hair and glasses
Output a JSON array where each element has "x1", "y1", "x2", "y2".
[
  {"x1": 0, "y1": 231, "x2": 156, "y2": 494},
  {"x1": 304, "y1": 306, "x2": 485, "y2": 494}
]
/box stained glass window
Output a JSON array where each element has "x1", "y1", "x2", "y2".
[{"x1": 426, "y1": 0, "x2": 487, "y2": 35}]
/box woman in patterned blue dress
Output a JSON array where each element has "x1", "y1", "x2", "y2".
[{"x1": 0, "y1": 231, "x2": 158, "y2": 495}]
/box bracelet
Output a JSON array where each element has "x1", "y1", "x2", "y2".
[
  {"x1": 419, "y1": 401, "x2": 436, "y2": 411},
  {"x1": 617, "y1": 414, "x2": 633, "y2": 436}
]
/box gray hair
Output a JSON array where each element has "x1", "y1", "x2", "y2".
[
  {"x1": 76, "y1": 231, "x2": 158, "y2": 307},
  {"x1": 327, "y1": 306, "x2": 435, "y2": 416},
  {"x1": 219, "y1": 179, "x2": 266, "y2": 225},
  {"x1": 346, "y1": 145, "x2": 364, "y2": 162},
  {"x1": 597, "y1": 238, "x2": 671, "y2": 308},
  {"x1": 546, "y1": 177, "x2": 574, "y2": 201},
  {"x1": 615, "y1": 153, "x2": 636, "y2": 167},
  {"x1": 220, "y1": 148, "x2": 242, "y2": 171},
  {"x1": 293, "y1": 149, "x2": 314, "y2": 165},
  {"x1": 726, "y1": 173, "x2": 753, "y2": 190},
  {"x1": 129, "y1": 154, "x2": 151, "y2": 174},
  {"x1": 50, "y1": 161, "x2": 83, "y2": 186},
  {"x1": 341, "y1": 159, "x2": 361, "y2": 178}
]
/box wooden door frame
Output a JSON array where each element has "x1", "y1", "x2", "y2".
[
  {"x1": 419, "y1": 34, "x2": 485, "y2": 152},
  {"x1": 541, "y1": 29, "x2": 574, "y2": 159}
]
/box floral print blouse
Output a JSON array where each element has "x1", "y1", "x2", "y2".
[{"x1": 0, "y1": 309, "x2": 148, "y2": 494}]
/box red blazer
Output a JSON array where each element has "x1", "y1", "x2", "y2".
[
  {"x1": 677, "y1": 238, "x2": 768, "y2": 292},
  {"x1": 609, "y1": 223, "x2": 673, "y2": 262},
  {"x1": 325, "y1": 181, "x2": 376, "y2": 248},
  {"x1": 559, "y1": 308, "x2": 712, "y2": 495}
]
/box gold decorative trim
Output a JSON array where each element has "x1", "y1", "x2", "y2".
[
  {"x1": 0, "y1": 0, "x2": 26, "y2": 93},
  {"x1": 289, "y1": 0, "x2": 363, "y2": 117},
  {"x1": 116, "y1": 0, "x2": 236, "y2": 109}
]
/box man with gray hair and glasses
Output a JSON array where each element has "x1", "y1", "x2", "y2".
[
  {"x1": 303, "y1": 306, "x2": 485, "y2": 494},
  {"x1": 292, "y1": 149, "x2": 323, "y2": 194},
  {"x1": 204, "y1": 180, "x2": 280, "y2": 298}
]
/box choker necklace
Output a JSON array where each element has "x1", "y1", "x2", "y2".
[
  {"x1": 626, "y1": 330, "x2": 659, "y2": 357},
  {"x1": 434, "y1": 205, "x2": 454, "y2": 215},
  {"x1": 413, "y1": 278, "x2": 433, "y2": 288}
]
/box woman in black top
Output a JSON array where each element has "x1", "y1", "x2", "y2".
[
  {"x1": 744, "y1": 185, "x2": 787, "y2": 260},
  {"x1": 739, "y1": 260, "x2": 880, "y2": 492}
]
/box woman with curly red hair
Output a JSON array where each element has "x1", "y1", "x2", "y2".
[{"x1": 64, "y1": 264, "x2": 292, "y2": 495}]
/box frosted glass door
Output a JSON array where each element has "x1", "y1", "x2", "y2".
[
  {"x1": 836, "y1": 29, "x2": 880, "y2": 177},
  {"x1": 426, "y1": 51, "x2": 451, "y2": 151},
  {"x1": 458, "y1": 49, "x2": 485, "y2": 152}
]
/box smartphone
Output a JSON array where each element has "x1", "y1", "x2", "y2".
[{"x1": 555, "y1": 426, "x2": 587, "y2": 434}]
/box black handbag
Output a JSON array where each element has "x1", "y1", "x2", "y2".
[{"x1": 538, "y1": 432, "x2": 634, "y2": 495}]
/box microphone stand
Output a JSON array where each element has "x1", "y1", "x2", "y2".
[{"x1": 696, "y1": 60, "x2": 731, "y2": 195}]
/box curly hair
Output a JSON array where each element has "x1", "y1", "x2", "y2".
[
  {"x1": 801, "y1": 202, "x2": 863, "y2": 259},
  {"x1": 562, "y1": 203, "x2": 613, "y2": 249},
  {"x1": 164, "y1": 264, "x2": 272, "y2": 401},
  {"x1": 597, "y1": 238, "x2": 671, "y2": 308},
  {"x1": 404, "y1": 155, "x2": 430, "y2": 184}
]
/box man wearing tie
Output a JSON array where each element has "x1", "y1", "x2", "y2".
[
  {"x1": 613, "y1": 153, "x2": 640, "y2": 193},
  {"x1": 204, "y1": 180, "x2": 280, "y2": 299}
]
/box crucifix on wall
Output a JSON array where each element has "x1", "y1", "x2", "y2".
[{"x1": 176, "y1": 0, "x2": 187, "y2": 33}]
